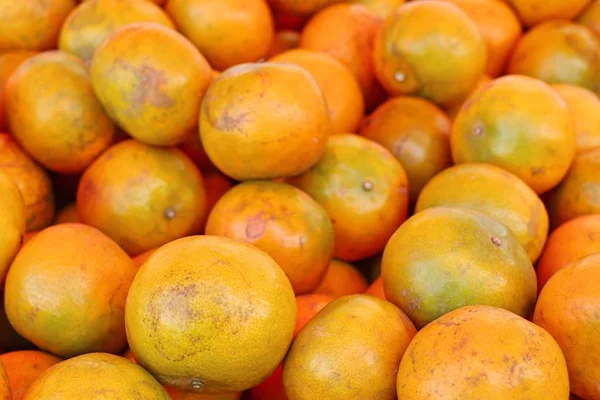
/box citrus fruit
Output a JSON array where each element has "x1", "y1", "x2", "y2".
[
  {"x1": 179, "y1": 134, "x2": 216, "y2": 173},
  {"x1": 578, "y1": 0, "x2": 600, "y2": 38},
  {"x1": 53, "y1": 203, "x2": 79, "y2": 225},
  {"x1": 503, "y1": 0, "x2": 591, "y2": 27},
  {"x1": 350, "y1": 0, "x2": 406, "y2": 18},
  {"x1": 131, "y1": 248, "x2": 157, "y2": 269},
  {"x1": 166, "y1": 388, "x2": 242, "y2": 400},
  {"x1": 0, "y1": 51, "x2": 37, "y2": 131},
  {"x1": 445, "y1": 74, "x2": 493, "y2": 119},
  {"x1": 0, "y1": 172, "x2": 25, "y2": 288},
  {"x1": 1, "y1": 351, "x2": 60, "y2": 400},
  {"x1": 265, "y1": 30, "x2": 300, "y2": 58},
  {"x1": 0, "y1": 298, "x2": 34, "y2": 353},
  {"x1": 269, "y1": 0, "x2": 343, "y2": 17},
  {"x1": 553, "y1": 84, "x2": 600, "y2": 153},
  {"x1": 199, "y1": 171, "x2": 234, "y2": 232},
  {"x1": 365, "y1": 276, "x2": 386, "y2": 300},
  {"x1": 312, "y1": 260, "x2": 368, "y2": 298},
  {"x1": 0, "y1": 360, "x2": 8, "y2": 400}
]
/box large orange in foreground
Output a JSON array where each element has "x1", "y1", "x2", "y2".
[
  {"x1": 0, "y1": 173, "x2": 24, "y2": 288},
  {"x1": 503, "y1": 0, "x2": 591, "y2": 27},
  {"x1": 1, "y1": 351, "x2": 60, "y2": 400},
  {"x1": 553, "y1": 84, "x2": 600, "y2": 153}
]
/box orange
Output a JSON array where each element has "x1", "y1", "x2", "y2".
[
  {"x1": 53, "y1": 203, "x2": 79, "y2": 225},
  {"x1": 445, "y1": 74, "x2": 493, "y2": 119},
  {"x1": 90, "y1": 23, "x2": 212, "y2": 146},
  {"x1": 0, "y1": 51, "x2": 37, "y2": 131},
  {"x1": 359, "y1": 96, "x2": 452, "y2": 202},
  {"x1": 0, "y1": 173, "x2": 25, "y2": 288},
  {"x1": 166, "y1": 0, "x2": 274, "y2": 70},
  {"x1": 206, "y1": 181, "x2": 334, "y2": 294},
  {"x1": 200, "y1": 62, "x2": 330, "y2": 180},
  {"x1": 249, "y1": 363, "x2": 287, "y2": 400},
  {"x1": 290, "y1": 134, "x2": 409, "y2": 261},
  {"x1": 270, "y1": 0, "x2": 344, "y2": 17},
  {"x1": 199, "y1": 171, "x2": 234, "y2": 232},
  {"x1": 270, "y1": 49, "x2": 364, "y2": 134},
  {"x1": 365, "y1": 276, "x2": 386, "y2": 300},
  {"x1": 77, "y1": 140, "x2": 206, "y2": 256},
  {"x1": 374, "y1": 1, "x2": 486, "y2": 106},
  {"x1": 350, "y1": 0, "x2": 406, "y2": 18},
  {"x1": 4, "y1": 223, "x2": 136, "y2": 358},
  {"x1": 534, "y1": 253, "x2": 600, "y2": 400},
  {"x1": 416, "y1": 163, "x2": 549, "y2": 262},
  {"x1": 5, "y1": 51, "x2": 114, "y2": 174},
  {"x1": 552, "y1": 84, "x2": 600, "y2": 153},
  {"x1": 23, "y1": 353, "x2": 170, "y2": 399},
  {"x1": 265, "y1": 30, "x2": 300, "y2": 58},
  {"x1": 503, "y1": 0, "x2": 591, "y2": 27},
  {"x1": 536, "y1": 215, "x2": 600, "y2": 291},
  {"x1": 398, "y1": 305, "x2": 569, "y2": 399},
  {"x1": 508, "y1": 21, "x2": 600, "y2": 92},
  {"x1": 578, "y1": 0, "x2": 600, "y2": 38},
  {"x1": 59, "y1": 0, "x2": 175, "y2": 61},
  {"x1": 0, "y1": 298, "x2": 34, "y2": 353},
  {"x1": 312, "y1": 260, "x2": 368, "y2": 298},
  {"x1": 451, "y1": 75, "x2": 576, "y2": 194},
  {"x1": 179, "y1": 134, "x2": 216, "y2": 172},
  {"x1": 1, "y1": 351, "x2": 60, "y2": 400},
  {"x1": 131, "y1": 248, "x2": 158, "y2": 269},
  {"x1": 166, "y1": 388, "x2": 241, "y2": 400},
  {"x1": 382, "y1": 207, "x2": 537, "y2": 328},
  {"x1": 0, "y1": 0, "x2": 76, "y2": 52},
  {"x1": 0, "y1": 362, "x2": 7, "y2": 400},
  {"x1": 273, "y1": 10, "x2": 307, "y2": 31},
  {"x1": 283, "y1": 295, "x2": 416, "y2": 400}
]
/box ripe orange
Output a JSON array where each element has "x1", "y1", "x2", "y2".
[
  {"x1": 200, "y1": 62, "x2": 330, "y2": 180},
  {"x1": 0, "y1": 51, "x2": 37, "y2": 131},
  {"x1": 445, "y1": 74, "x2": 493, "y2": 119},
  {"x1": 131, "y1": 248, "x2": 157, "y2": 269},
  {"x1": 365, "y1": 276, "x2": 386, "y2": 300},
  {"x1": 578, "y1": 0, "x2": 600, "y2": 38},
  {"x1": 166, "y1": 388, "x2": 242, "y2": 400},
  {"x1": 0, "y1": 360, "x2": 8, "y2": 400},
  {"x1": 53, "y1": 203, "x2": 79, "y2": 225},
  {"x1": 0, "y1": 298, "x2": 34, "y2": 353},
  {"x1": 179, "y1": 134, "x2": 216, "y2": 172},
  {"x1": 1, "y1": 351, "x2": 60, "y2": 400},
  {"x1": 503, "y1": 0, "x2": 591, "y2": 27},
  {"x1": 350, "y1": 0, "x2": 406, "y2": 18},
  {"x1": 265, "y1": 30, "x2": 300, "y2": 58},
  {"x1": 312, "y1": 260, "x2": 368, "y2": 298},
  {"x1": 269, "y1": 0, "x2": 343, "y2": 17},
  {"x1": 0, "y1": 173, "x2": 25, "y2": 288},
  {"x1": 199, "y1": 171, "x2": 234, "y2": 232}
]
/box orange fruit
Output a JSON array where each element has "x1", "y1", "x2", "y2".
[
  {"x1": 503, "y1": 0, "x2": 591, "y2": 27},
  {"x1": 553, "y1": 84, "x2": 600, "y2": 153},
  {"x1": 451, "y1": 75, "x2": 576, "y2": 194},
  {"x1": 0, "y1": 297, "x2": 34, "y2": 353},
  {"x1": 374, "y1": 1, "x2": 486, "y2": 106},
  {"x1": 270, "y1": 49, "x2": 364, "y2": 134},
  {"x1": 166, "y1": 0, "x2": 274, "y2": 70},
  {"x1": 312, "y1": 260, "x2": 368, "y2": 298},
  {"x1": 131, "y1": 248, "x2": 158, "y2": 269},
  {"x1": 398, "y1": 305, "x2": 569, "y2": 399},
  {"x1": 1, "y1": 351, "x2": 60, "y2": 400},
  {"x1": 0, "y1": 51, "x2": 37, "y2": 131},
  {"x1": 0, "y1": 360, "x2": 8, "y2": 400},
  {"x1": 23, "y1": 353, "x2": 170, "y2": 399},
  {"x1": 273, "y1": 10, "x2": 307, "y2": 31},
  {"x1": 126, "y1": 236, "x2": 296, "y2": 393},
  {"x1": 283, "y1": 295, "x2": 416, "y2": 400},
  {"x1": 249, "y1": 363, "x2": 287, "y2": 400},
  {"x1": 179, "y1": 134, "x2": 216, "y2": 172},
  {"x1": 445, "y1": 74, "x2": 493, "y2": 119},
  {"x1": 534, "y1": 253, "x2": 600, "y2": 400},
  {"x1": 206, "y1": 181, "x2": 334, "y2": 294},
  {"x1": 536, "y1": 215, "x2": 600, "y2": 291},
  {"x1": 4, "y1": 223, "x2": 136, "y2": 358},
  {"x1": 0, "y1": 0, "x2": 76, "y2": 52},
  {"x1": 77, "y1": 140, "x2": 206, "y2": 256},
  {"x1": 59, "y1": 0, "x2": 175, "y2": 62},
  {"x1": 365, "y1": 276, "x2": 386, "y2": 300},
  {"x1": 5, "y1": 51, "x2": 114, "y2": 174},
  {"x1": 359, "y1": 96, "x2": 452, "y2": 202},
  {"x1": 199, "y1": 171, "x2": 234, "y2": 232},
  {"x1": 382, "y1": 207, "x2": 536, "y2": 328},
  {"x1": 166, "y1": 388, "x2": 242, "y2": 400},
  {"x1": 290, "y1": 134, "x2": 409, "y2": 261},
  {"x1": 53, "y1": 203, "x2": 79, "y2": 225},
  {"x1": 508, "y1": 21, "x2": 600, "y2": 92},
  {"x1": 200, "y1": 62, "x2": 330, "y2": 180},
  {"x1": 269, "y1": 0, "x2": 344, "y2": 17},
  {"x1": 350, "y1": 0, "x2": 406, "y2": 18},
  {"x1": 578, "y1": 0, "x2": 600, "y2": 38},
  {"x1": 0, "y1": 173, "x2": 25, "y2": 288},
  {"x1": 265, "y1": 30, "x2": 300, "y2": 58},
  {"x1": 90, "y1": 22, "x2": 212, "y2": 146},
  {"x1": 416, "y1": 163, "x2": 549, "y2": 262}
]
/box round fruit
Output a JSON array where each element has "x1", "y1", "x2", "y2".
[
  {"x1": 125, "y1": 236, "x2": 296, "y2": 393},
  {"x1": 0, "y1": 360, "x2": 8, "y2": 400},
  {"x1": 290, "y1": 134, "x2": 409, "y2": 261},
  {"x1": 5, "y1": 51, "x2": 115, "y2": 174},
  {"x1": 206, "y1": 181, "x2": 334, "y2": 294},
  {"x1": 374, "y1": 1, "x2": 486, "y2": 105},
  {"x1": 0, "y1": 173, "x2": 25, "y2": 287},
  {"x1": 59, "y1": 0, "x2": 175, "y2": 61},
  {"x1": 53, "y1": 203, "x2": 79, "y2": 225},
  {"x1": 0, "y1": 300, "x2": 34, "y2": 353},
  {"x1": 365, "y1": 276, "x2": 386, "y2": 300},
  {"x1": 397, "y1": 305, "x2": 569, "y2": 399},
  {"x1": 416, "y1": 163, "x2": 549, "y2": 262},
  {"x1": 446, "y1": 74, "x2": 493, "y2": 119},
  {"x1": 578, "y1": 0, "x2": 600, "y2": 38},
  {"x1": 166, "y1": 0, "x2": 274, "y2": 70},
  {"x1": 508, "y1": 21, "x2": 600, "y2": 91},
  {"x1": 166, "y1": 388, "x2": 242, "y2": 400},
  {"x1": 451, "y1": 75, "x2": 576, "y2": 194},
  {"x1": 270, "y1": 49, "x2": 364, "y2": 134},
  {"x1": 382, "y1": 207, "x2": 537, "y2": 328},
  {"x1": 553, "y1": 84, "x2": 600, "y2": 153},
  {"x1": 503, "y1": 0, "x2": 591, "y2": 27},
  {"x1": 131, "y1": 248, "x2": 157, "y2": 269},
  {"x1": 200, "y1": 62, "x2": 330, "y2": 180},
  {"x1": 77, "y1": 140, "x2": 206, "y2": 255},
  {"x1": 359, "y1": 96, "x2": 452, "y2": 202},
  {"x1": 534, "y1": 253, "x2": 600, "y2": 400},
  {"x1": 249, "y1": 363, "x2": 286, "y2": 400},
  {"x1": 1, "y1": 351, "x2": 60, "y2": 400},
  {"x1": 199, "y1": 171, "x2": 234, "y2": 232},
  {"x1": 312, "y1": 260, "x2": 368, "y2": 298},
  {"x1": 350, "y1": 0, "x2": 406, "y2": 18},
  {"x1": 283, "y1": 295, "x2": 416, "y2": 400},
  {"x1": 269, "y1": 0, "x2": 343, "y2": 17},
  {"x1": 91, "y1": 22, "x2": 212, "y2": 146},
  {"x1": 22, "y1": 353, "x2": 170, "y2": 399},
  {"x1": 0, "y1": 51, "x2": 37, "y2": 130},
  {"x1": 266, "y1": 30, "x2": 300, "y2": 58}
]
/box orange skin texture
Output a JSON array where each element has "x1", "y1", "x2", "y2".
[
  {"x1": 0, "y1": 51, "x2": 37, "y2": 131},
  {"x1": 451, "y1": 75, "x2": 576, "y2": 194},
  {"x1": 1, "y1": 351, "x2": 60, "y2": 400},
  {"x1": 77, "y1": 140, "x2": 206, "y2": 256},
  {"x1": 0, "y1": 0, "x2": 76, "y2": 52},
  {"x1": 365, "y1": 276, "x2": 386, "y2": 300},
  {"x1": 270, "y1": 49, "x2": 364, "y2": 134},
  {"x1": 0, "y1": 173, "x2": 25, "y2": 288},
  {"x1": 445, "y1": 74, "x2": 493, "y2": 119},
  {"x1": 545, "y1": 147, "x2": 600, "y2": 227},
  {"x1": 290, "y1": 134, "x2": 409, "y2": 261},
  {"x1": 504, "y1": 0, "x2": 591, "y2": 27},
  {"x1": 0, "y1": 299, "x2": 34, "y2": 353},
  {"x1": 382, "y1": 207, "x2": 537, "y2": 328},
  {"x1": 359, "y1": 96, "x2": 452, "y2": 202},
  {"x1": 21, "y1": 231, "x2": 39, "y2": 247},
  {"x1": 269, "y1": 0, "x2": 344, "y2": 17},
  {"x1": 53, "y1": 203, "x2": 79, "y2": 225},
  {"x1": 283, "y1": 295, "x2": 416, "y2": 400},
  {"x1": 537, "y1": 215, "x2": 600, "y2": 291},
  {"x1": 416, "y1": 163, "x2": 549, "y2": 263},
  {"x1": 166, "y1": 0, "x2": 274, "y2": 70},
  {"x1": 206, "y1": 181, "x2": 334, "y2": 294},
  {"x1": 553, "y1": 84, "x2": 600, "y2": 153},
  {"x1": 578, "y1": 0, "x2": 600, "y2": 38},
  {"x1": 265, "y1": 30, "x2": 300, "y2": 58},
  {"x1": 200, "y1": 63, "x2": 331, "y2": 181},
  {"x1": 312, "y1": 260, "x2": 368, "y2": 298},
  {"x1": 374, "y1": 1, "x2": 487, "y2": 106},
  {"x1": 125, "y1": 236, "x2": 296, "y2": 393},
  {"x1": 398, "y1": 305, "x2": 569, "y2": 399},
  {"x1": 91, "y1": 23, "x2": 212, "y2": 146},
  {"x1": 59, "y1": 0, "x2": 175, "y2": 62},
  {"x1": 0, "y1": 361, "x2": 8, "y2": 400},
  {"x1": 23, "y1": 353, "x2": 170, "y2": 399},
  {"x1": 508, "y1": 21, "x2": 600, "y2": 92},
  {"x1": 131, "y1": 248, "x2": 157, "y2": 269},
  {"x1": 350, "y1": 0, "x2": 406, "y2": 18},
  {"x1": 4, "y1": 223, "x2": 137, "y2": 359},
  {"x1": 300, "y1": 3, "x2": 387, "y2": 111},
  {"x1": 534, "y1": 254, "x2": 600, "y2": 399},
  {"x1": 199, "y1": 171, "x2": 234, "y2": 232}
]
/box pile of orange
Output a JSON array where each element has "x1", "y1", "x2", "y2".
[{"x1": 1, "y1": 0, "x2": 600, "y2": 399}]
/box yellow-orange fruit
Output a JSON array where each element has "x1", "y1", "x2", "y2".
[
  {"x1": 503, "y1": 0, "x2": 591, "y2": 27},
  {"x1": 365, "y1": 276, "x2": 386, "y2": 300},
  {"x1": 446, "y1": 74, "x2": 493, "y2": 119},
  {"x1": 578, "y1": 0, "x2": 600, "y2": 38},
  {"x1": 265, "y1": 30, "x2": 300, "y2": 58},
  {"x1": 0, "y1": 360, "x2": 8, "y2": 400},
  {"x1": 0, "y1": 173, "x2": 25, "y2": 288},
  {"x1": 312, "y1": 260, "x2": 368, "y2": 298},
  {"x1": 1, "y1": 351, "x2": 60, "y2": 400},
  {"x1": 552, "y1": 84, "x2": 600, "y2": 153},
  {"x1": 53, "y1": 203, "x2": 79, "y2": 225},
  {"x1": 269, "y1": 0, "x2": 344, "y2": 17},
  {"x1": 350, "y1": 0, "x2": 406, "y2": 18},
  {"x1": 0, "y1": 51, "x2": 38, "y2": 131}
]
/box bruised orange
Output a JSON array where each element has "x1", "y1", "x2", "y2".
[
  {"x1": 0, "y1": 173, "x2": 25, "y2": 288},
  {"x1": 53, "y1": 203, "x2": 79, "y2": 225},
  {"x1": 269, "y1": 0, "x2": 343, "y2": 17},
  {"x1": 265, "y1": 30, "x2": 300, "y2": 58},
  {"x1": 503, "y1": 0, "x2": 591, "y2": 27},
  {"x1": 365, "y1": 276, "x2": 386, "y2": 300},
  {"x1": 1, "y1": 351, "x2": 60, "y2": 400},
  {"x1": 312, "y1": 260, "x2": 368, "y2": 298},
  {"x1": 0, "y1": 51, "x2": 37, "y2": 131},
  {"x1": 552, "y1": 84, "x2": 600, "y2": 153}
]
